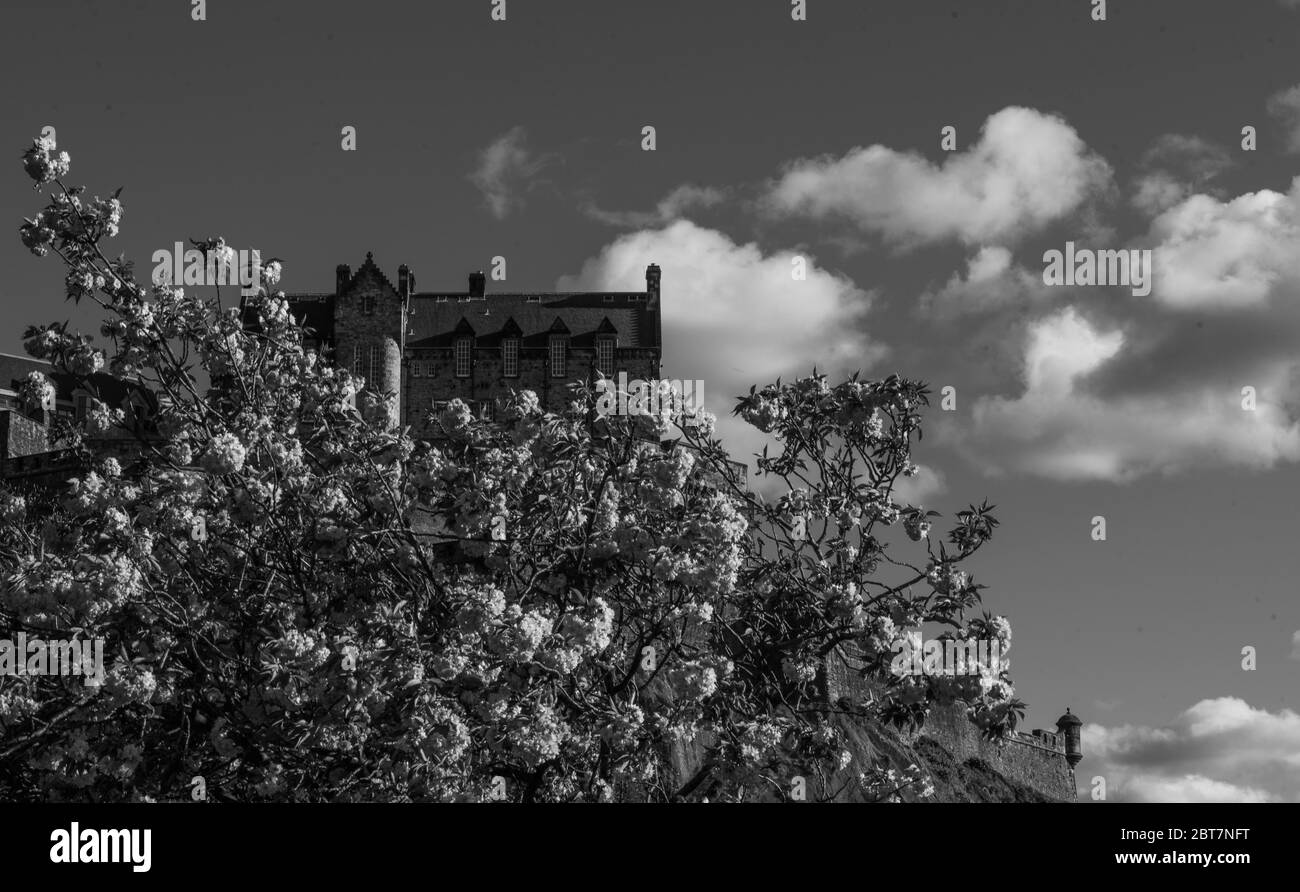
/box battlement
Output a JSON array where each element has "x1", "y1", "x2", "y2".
[
  {"x1": 1014, "y1": 728, "x2": 1065, "y2": 753},
  {"x1": 824, "y1": 645, "x2": 1081, "y2": 801}
]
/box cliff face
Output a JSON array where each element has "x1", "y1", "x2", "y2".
[
  {"x1": 644, "y1": 636, "x2": 1079, "y2": 802},
  {"x1": 812, "y1": 643, "x2": 1079, "y2": 803},
  {"x1": 904, "y1": 702, "x2": 1077, "y2": 802},
  {"x1": 666, "y1": 704, "x2": 1077, "y2": 803},
  {"x1": 660, "y1": 645, "x2": 1078, "y2": 803}
]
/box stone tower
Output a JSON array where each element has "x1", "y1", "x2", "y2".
[
  {"x1": 333, "y1": 252, "x2": 406, "y2": 429},
  {"x1": 1056, "y1": 708, "x2": 1083, "y2": 768}
]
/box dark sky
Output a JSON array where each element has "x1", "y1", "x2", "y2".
[{"x1": 5, "y1": 0, "x2": 1300, "y2": 801}]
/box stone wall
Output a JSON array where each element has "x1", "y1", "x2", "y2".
[
  {"x1": 406, "y1": 343, "x2": 658, "y2": 436},
  {"x1": 906, "y1": 702, "x2": 1078, "y2": 802},
  {"x1": 0, "y1": 409, "x2": 49, "y2": 460},
  {"x1": 823, "y1": 642, "x2": 1077, "y2": 802}
]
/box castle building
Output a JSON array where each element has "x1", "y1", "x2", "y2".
[
  {"x1": 2, "y1": 254, "x2": 669, "y2": 479},
  {"x1": 0, "y1": 353, "x2": 153, "y2": 483},
  {"x1": 258, "y1": 253, "x2": 663, "y2": 435}
]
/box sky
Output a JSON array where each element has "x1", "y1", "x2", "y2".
[{"x1": 4, "y1": 0, "x2": 1300, "y2": 802}]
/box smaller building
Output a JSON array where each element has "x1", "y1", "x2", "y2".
[{"x1": 0, "y1": 352, "x2": 155, "y2": 485}]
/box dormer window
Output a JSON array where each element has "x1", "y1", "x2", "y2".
[
  {"x1": 502, "y1": 338, "x2": 519, "y2": 378},
  {"x1": 455, "y1": 338, "x2": 472, "y2": 378},
  {"x1": 549, "y1": 335, "x2": 567, "y2": 378}
]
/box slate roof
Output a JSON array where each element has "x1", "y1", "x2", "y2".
[
  {"x1": 405, "y1": 293, "x2": 657, "y2": 351},
  {"x1": 262, "y1": 254, "x2": 661, "y2": 354},
  {"x1": 0, "y1": 352, "x2": 152, "y2": 406}
]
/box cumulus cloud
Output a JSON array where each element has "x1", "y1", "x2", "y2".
[
  {"x1": 946, "y1": 168, "x2": 1300, "y2": 482},
  {"x1": 1149, "y1": 184, "x2": 1300, "y2": 310},
  {"x1": 584, "y1": 184, "x2": 727, "y2": 227},
  {"x1": 468, "y1": 127, "x2": 551, "y2": 219},
  {"x1": 763, "y1": 106, "x2": 1112, "y2": 247},
  {"x1": 958, "y1": 306, "x2": 1300, "y2": 481},
  {"x1": 918, "y1": 245, "x2": 1051, "y2": 319},
  {"x1": 1131, "y1": 133, "x2": 1232, "y2": 216},
  {"x1": 1086, "y1": 698, "x2": 1300, "y2": 802},
  {"x1": 558, "y1": 220, "x2": 885, "y2": 468}
]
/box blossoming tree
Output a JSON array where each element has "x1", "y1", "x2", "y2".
[{"x1": 0, "y1": 135, "x2": 1022, "y2": 802}]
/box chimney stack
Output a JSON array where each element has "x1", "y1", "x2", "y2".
[
  {"x1": 336, "y1": 264, "x2": 351, "y2": 296},
  {"x1": 645, "y1": 263, "x2": 661, "y2": 301},
  {"x1": 469, "y1": 270, "x2": 487, "y2": 298},
  {"x1": 398, "y1": 264, "x2": 414, "y2": 298}
]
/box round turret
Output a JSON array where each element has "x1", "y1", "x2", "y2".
[{"x1": 1056, "y1": 708, "x2": 1083, "y2": 768}]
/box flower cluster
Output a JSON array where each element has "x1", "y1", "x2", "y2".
[{"x1": 0, "y1": 135, "x2": 1022, "y2": 803}]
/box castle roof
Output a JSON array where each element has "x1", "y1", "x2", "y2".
[
  {"x1": 259, "y1": 257, "x2": 662, "y2": 354},
  {"x1": 405, "y1": 292, "x2": 656, "y2": 351}
]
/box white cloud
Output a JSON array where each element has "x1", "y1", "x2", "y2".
[
  {"x1": 1116, "y1": 775, "x2": 1276, "y2": 804},
  {"x1": 584, "y1": 184, "x2": 727, "y2": 228},
  {"x1": 468, "y1": 127, "x2": 550, "y2": 219},
  {"x1": 945, "y1": 169, "x2": 1300, "y2": 481},
  {"x1": 918, "y1": 246, "x2": 1050, "y2": 319},
  {"x1": 558, "y1": 220, "x2": 885, "y2": 468},
  {"x1": 763, "y1": 106, "x2": 1112, "y2": 247},
  {"x1": 1149, "y1": 184, "x2": 1300, "y2": 310},
  {"x1": 960, "y1": 307, "x2": 1300, "y2": 481},
  {"x1": 1086, "y1": 697, "x2": 1300, "y2": 802}
]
